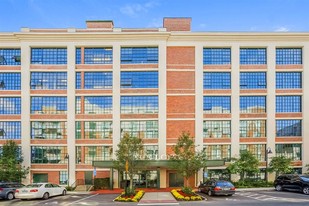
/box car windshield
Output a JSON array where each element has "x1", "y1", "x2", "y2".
[
  {"x1": 25, "y1": 184, "x2": 43, "y2": 188},
  {"x1": 300, "y1": 176, "x2": 309, "y2": 182},
  {"x1": 216, "y1": 181, "x2": 234, "y2": 187}
]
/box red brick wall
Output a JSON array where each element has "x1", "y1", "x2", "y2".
[
  {"x1": 163, "y1": 18, "x2": 191, "y2": 32},
  {"x1": 167, "y1": 46, "x2": 195, "y2": 69}
]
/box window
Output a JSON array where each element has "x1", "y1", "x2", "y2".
[
  {"x1": 240, "y1": 120, "x2": 266, "y2": 138},
  {"x1": 203, "y1": 96, "x2": 231, "y2": 113},
  {"x1": 240, "y1": 144, "x2": 265, "y2": 161},
  {"x1": 276, "y1": 72, "x2": 302, "y2": 89},
  {"x1": 203, "y1": 48, "x2": 231, "y2": 65},
  {"x1": 84, "y1": 48, "x2": 113, "y2": 64},
  {"x1": 76, "y1": 96, "x2": 112, "y2": 114},
  {"x1": 240, "y1": 96, "x2": 266, "y2": 113},
  {"x1": 276, "y1": 96, "x2": 301, "y2": 113},
  {"x1": 86, "y1": 72, "x2": 112, "y2": 89},
  {"x1": 240, "y1": 48, "x2": 267, "y2": 64},
  {"x1": 76, "y1": 48, "x2": 81, "y2": 64},
  {"x1": 0, "y1": 146, "x2": 22, "y2": 160},
  {"x1": 276, "y1": 48, "x2": 302, "y2": 64},
  {"x1": 76, "y1": 72, "x2": 81, "y2": 89},
  {"x1": 204, "y1": 145, "x2": 231, "y2": 161},
  {"x1": 31, "y1": 146, "x2": 67, "y2": 164},
  {"x1": 30, "y1": 72, "x2": 67, "y2": 90},
  {"x1": 240, "y1": 72, "x2": 266, "y2": 89},
  {"x1": 0, "y1": 97, "x2": 21, "y2": 114},
  {"x1": 0, "y1": 49, "x2": 21, "y2": 65},
  {"x1": 0, "y1": 122, "x2": 21, "y2": 139},
  {"x1": 121, "y1": 71, "x2": 158, "y2": 88},
  {"x1": 31, "y1": 48, "x2": 67, "y2": 64},
  {"x1": 59, "y1": 171, "x2": 68, "y2": 185},
  {"x1": 203, "y1": 72, "x2": 231, "y2": 89},
  {"x1": 121, "y1": 47, "x2": 158, "y2": 64},
  {"x1": 0, "y1": 73, "x2": 21, "y2": 90},
  {"x1": 276, "y1": 144, "x2": 302, "y2": 161},
  {"x1": 31, "y1": 121, "x2": 67, "y2": 139},
  {"x1": 31, "y1": 97, "x2": 67, "y2": 114},
  {"x1": 121, "y1": 96, "x2": 158, "y2": 114},
  {"x1": 121, "y1": 120, "x2": 158, "y2": 139},
  {"x1": 76, "y1": 121, "x2": 112, "y2": 139},
  {"x1": 76, "y1": 146, "x2": 112, "y2": 164},
  {"x1": 144, "y1": 145, "x2": 158, "y2": 160},
  {"x1": 203, "y1": 121, "x2": 231, "y2": 138},
  {"x1": 276, "y1": 120, "x2": 301, "y2": 137}
]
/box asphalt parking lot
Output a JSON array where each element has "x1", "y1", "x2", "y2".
[{"x1": 0, "y1": 190, "x2": 309, "y2": 206}]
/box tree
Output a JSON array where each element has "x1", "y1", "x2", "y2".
[
  {"x1": 305, "y1": 164, "x2": 309, "y2": 174},
  {"x1": 0, "y1": 140, "x2": 29, "y2": 182},
  {"x1": 268, "y1": 156, "x2": 292, "y2": 177},
  {"x1": 171, "y1": 132, "x2": 207, "y2": 187},
  {"x1": 113, "y1": 133, "x2": 144, "y2": 194},
  {"x1": 226, "y1": 150, "x2": 259, "y2": 181}
]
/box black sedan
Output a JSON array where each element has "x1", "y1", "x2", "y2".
[{"x1": 198, "y1": 180, "x2": 236, "y2": 196}]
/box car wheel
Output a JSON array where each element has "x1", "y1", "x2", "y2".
[
  {"x1": 303, "y1": 186, "x2": 309, "y2": 195},
  {"x1": 208, "y1": 190, "x2": 212, "y2": 196},
  {"x1": 6, "y1": 192, "x2": 14, "y2": 200},
  {"x1": 275, "y1": 185, "x2": 282, "y2": 191},
  {"x1": 62, "y1": 190, "x2": 67, "y2": 196},
  {"x1": 42, "y1": 192, "x2": 49, "y2": 200}
]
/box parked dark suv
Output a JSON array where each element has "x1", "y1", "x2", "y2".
[
  {"x1": 0, "y1": 182, "x2": 24, "y2": 200},
  {"x1": 274, "y1": 174, "x2": 309, "y2": 195}
]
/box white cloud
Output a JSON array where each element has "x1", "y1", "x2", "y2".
[
  {"x1": 120, "y1": 1, "x2": 159, "y2": 17},
  {"x1": 274, "y1": 26, "x2": 289, "y2": 32}
]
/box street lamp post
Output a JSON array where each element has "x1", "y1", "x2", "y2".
[
  {"x1": 65, "y1": 154, "x2": 69, "y2": 187},
  {"x1": 265, "y1": 147, "x2": 272, "y2": 183}
]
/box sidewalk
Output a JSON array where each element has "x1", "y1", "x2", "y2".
[{"x1": 139, "y1": 192, "x2": 178, "y2": 205}]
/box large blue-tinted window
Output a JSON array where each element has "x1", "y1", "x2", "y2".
[
  {"x1": 121, "y1": 47, "x2": 158, "y2": 64},
  {"x1": 31, "y1": 97, "x2": 67, "y2": 114},
  {"x1": 240, "y1": 48, "x2": 266, "y2": 64},
  {"x1": 0, "y1": 73, "x2": 21, "y2": 90},
  {"x1": 203, "y1": 72, "x2": 231, "y2": 89},
  {"x1": 276, "y1": 96, "x2": 301, "y2": 113},
  {"x1": 121, "y1": 71, "x2": 158, "y2": 88},
  {"x1": 85, "y1": 72, "x2": 112, "y2": 89},
  {"x1": 0, "y1": 49, "x2": 21, "y2": 65},
  {"x1": 31, "y1": 146, "x2": 67, "y2": 164},
  {"x1": 276, "y1": 48, "x2": 302, "y2": 64},
  {"x1": 0, "y1": 121, "x2": 21, "y2": 139},
  {"x1": 76, "y1": 48, "x2": 81, "y2": 64},
  {"x1": 240, "y1": 96, "x2": 266, "y2": 113},
  {"x1": 31, "y1": 121, "x2": 67, "y2": 139},
  {"x1": 30, "y1": 72, "x2": 67, "y2": 90},
  {"x1": 276, "y1": 144, "x2": 301, "y2": 161},
  {"x1": 121, "y1": 96, "x2": 158, "y2": 114},
  {"x1": 276, "y1": 72, "x2": 302, "y2": 89},
  {"x1": 203, "y1": 48, "x2": 231, "y2": 65},
  {"x1": 76, "y1": 72, "x2": 81, "y2": 89},
  {"x1": 240, "y1": 72, "x2": 266, "y2": 89},
  {"x1": 0, "y1": 97, "x2": 21, "y2": 114},
  {"x1": 276, "y1": 120, "x2": 301, "y2": 137},
  {"x1": 76, "y1": 96, "x2": 112, "y2": 114},
  {"x1": 203, "y1": 96, "x2": 231, "y2": 113},
  {"x1": 84, "y1": 48, "x2": 113, "y2": 64},
  {"x1": 31, "y1": 48, "x2": 67, "y2": 64}
]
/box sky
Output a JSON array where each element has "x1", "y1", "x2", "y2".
[{"x1": 0, "y1": 0, "x2": 309, "y2": 32}]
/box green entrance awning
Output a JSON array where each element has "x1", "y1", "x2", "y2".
[{"x1": 92, "y1": 159, "x2": 225, "y2": 169}]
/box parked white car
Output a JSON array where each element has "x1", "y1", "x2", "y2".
[{"x1": 15, "y1": 183, "x2": 66, "y2": 200}]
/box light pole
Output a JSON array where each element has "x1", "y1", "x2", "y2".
[
  {"x1": 265, "y1": 147, "x2": 272, "y2": 183},
  {"x1": 65, "y1": 154, "x2": 69, "y2": 187}
]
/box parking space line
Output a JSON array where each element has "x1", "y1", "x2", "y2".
[{"x1": 64, "y1": 194, "x2": 98, "y2": 205}]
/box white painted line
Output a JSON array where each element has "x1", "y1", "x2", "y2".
[
  {"x1": 138, "y1": 204, "x2": 179, "y2": 206},
  {"x1": 65, "y1": 194, "x2": 98, "y2": 206}
]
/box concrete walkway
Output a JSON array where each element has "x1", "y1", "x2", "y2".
[{"x1": 138, "y1": 192, "x2": 179, "y2": 205}]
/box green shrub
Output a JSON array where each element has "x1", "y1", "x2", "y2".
[
  {"x1": 232, "y1": 180, "x2": 273, "y2": 188},
  {"x1": 65, "y1": 186, "x2": 75, "y2": 191},
  {"x1": 181, "y1": 187, "x2": 195, "y2": 195},
  {"x1": 94, "y1": 178, "x2": 110, "y2": 190}
]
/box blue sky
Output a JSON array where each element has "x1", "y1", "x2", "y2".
[{"x1": 1, "y1": 0, "x2": 309, "y2": 32}]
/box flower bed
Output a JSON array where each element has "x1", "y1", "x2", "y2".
[
  {"x1": 171, "y1": 189, "x2": 203, "y2": 201},
  {"x1": 114, "y1": 190, "x2": 145, "y2": 202}
]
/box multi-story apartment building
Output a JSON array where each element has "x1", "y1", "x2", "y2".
[{"x1": 0, "y1": 17, "x2": 308, "y2": 188}]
